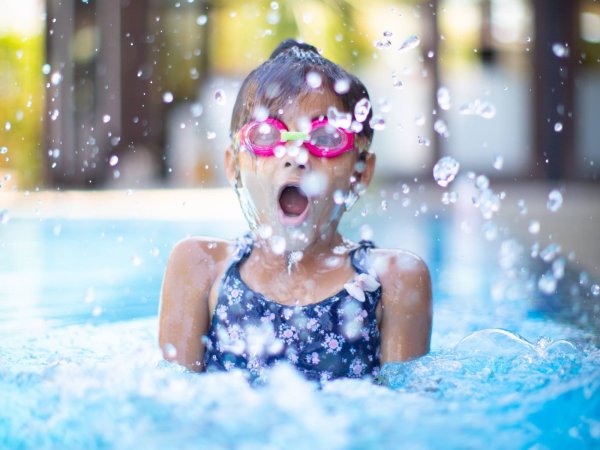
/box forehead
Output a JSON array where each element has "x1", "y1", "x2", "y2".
[{"x1": 278, "y1": 89, "x2": 345, "y2": 128}]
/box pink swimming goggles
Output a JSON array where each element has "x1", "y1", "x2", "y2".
[{"x1": 237, "y1": 117, "x2": 356, "y2": 158}]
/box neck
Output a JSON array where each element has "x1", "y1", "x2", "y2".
[{"x1": 249, "y1": 231, "x2": 348, "y2": 276}]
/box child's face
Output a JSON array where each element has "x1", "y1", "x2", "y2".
[{"x1": 226, "y1": 89, "x2": 374, "y2": 253}]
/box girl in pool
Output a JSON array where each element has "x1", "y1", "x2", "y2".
[{"x1": 159, "y1": 39, "x2": 432, "y2": 383}]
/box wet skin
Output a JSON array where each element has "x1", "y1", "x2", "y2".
[{"x1": 159, "y1": 90, "x2": 432, "y2": 372}]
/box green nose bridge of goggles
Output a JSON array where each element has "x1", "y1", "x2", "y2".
[{"x1": 280, "y1": 131, "x2": 310, "y2": 142}]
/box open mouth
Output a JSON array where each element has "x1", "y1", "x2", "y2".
[{"x1": 278, "y1": 185, "x2": 309, "y2": 219}]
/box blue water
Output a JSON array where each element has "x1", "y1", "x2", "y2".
[{"x1": 0, "y1": 210, "x2": 599, "y2": 449}]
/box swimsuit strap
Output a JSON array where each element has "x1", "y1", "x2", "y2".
[{"x1": 349, "y1": 240, "x2": 376, "y2": 275}]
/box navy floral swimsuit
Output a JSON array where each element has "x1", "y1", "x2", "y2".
[{"x1": 203, "y1": 235, "x2": 382, "y2": 383}]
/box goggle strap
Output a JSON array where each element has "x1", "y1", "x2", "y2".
[{"x1": 280, "y1": 131, "x2": 309, "y2": 142}]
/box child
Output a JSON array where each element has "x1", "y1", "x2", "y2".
[{"x1": 159, "y1": 39, "x2": 432, "y2": 383}]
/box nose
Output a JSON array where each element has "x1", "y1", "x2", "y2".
[{"x1": 280, "y1": 145, "x2": 310, "y2": 171}]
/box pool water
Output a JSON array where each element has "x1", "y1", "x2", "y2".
[{"x1": 0, "y1": 209, "x2": 599, "y2": 449}]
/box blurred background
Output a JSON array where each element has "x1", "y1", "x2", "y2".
[{"x1": 1, "y1": 0, "x2": 599, "y2": 190}]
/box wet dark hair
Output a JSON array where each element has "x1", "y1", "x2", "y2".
[{"x1": 230, "y1": 39, "x2": 374, "y2": 148}]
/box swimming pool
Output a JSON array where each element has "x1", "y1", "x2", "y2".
[{"x1": 1, "y1": 195, "x2": 598, "y2": 449}]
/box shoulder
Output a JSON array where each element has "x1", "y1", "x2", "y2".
[
  {"x1": 368, "y1": 248, "x2": 430, "y2": 281},
  {"x1": 368, "y1": 248, "x2": 431, "y2": 305},
  {"x1": 165, "y1": 236, "x2": 235, "y2": 287}
]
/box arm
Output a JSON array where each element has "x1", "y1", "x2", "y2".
[
  {"x1": 376, "y1": 250, "x2": 432, "y2": 363},
  {"x1": 158, "y1": 238, "x2": 228, "y2": 372}
]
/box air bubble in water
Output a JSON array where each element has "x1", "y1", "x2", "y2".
[
  {"x1": 378, "y1": 98, "x2": 391, "y2": 113},
  {"x1": 102, "y1": 114, "x2": 111, "y2": 124},
  {"x1": 306, "y1": 71, "x2": 322, "y2": 89},
  {"x1": 50, "y1": 71, "x2": 62, "y2": 85},
  {"x1": 552, "y1": 42, "x2": 569, "y2": 58},
  {"x1": 554, "y1": 122, "x2": 563, "y2": 132},
  {"x1": 540, "y1": 243, "x2": 561, "y2": 262},
  {"x1": 398, "y1": 35, "x2": 420, "y2": 52},
  {"x1": 354, "y1": 98, "x2": 371, "y2": 123},
  {"x1": 547, "y1": 190, "x2": 563, "y2": 212},
  {"x1": 214, "y1": 89, "x2": 226, "y2": 105},
  {"x1": 50, "y1": 109, "x2": 59, "y2": 121},
  {"x1": 392, "y1": 79, "x2": 404, "y2": 90},
  {"x1": 414, "y1": 115, "x2": 425, "y2": 126},
  {"x1": 196, "y1": 15, "x2": 208, "y2": 26},
  {"x1": 206, "y1": 131, "x2": 216, "y2": 140},
  {"x1": 191, "y1": 103, "x2": 203, "y2": 117},
  {"x1": 369, "y1": 115, "x2": 385, "y2": 131},
  {"x1": 42, "y1": 63, "x2": 51, "y2": 75},
  {"x1": 475, "y1": 174, "x2": 489, "y2": 190},
  {"x1": 109, "y1": 155, "x2": 119, "y2": 166},
  {"x1": 591, "y1": 284, "x2": 600, "y2": 296},
  {"x1": 0, "y1": 209, "x2": 9, "y2": 225},
  {"x1": 437, "y1": 87, "x2": 451, "y2": 111},
  {"x1": 433, "y1": 156, "x2": 460, "y2": 187},
  {"x1": 162, "y1": 91, "x2": 174, "y2": 103},
  {"x1": 334, "y1": 79, "x2": 350, "y2": 94},
  {"x1": 327, "y1": 106, "x2": 352, "y2": 130},
  {"x1": 0, "y1": 146, "x2": 7, "y2": 154},
  {"x1": 383, "y1": 30, "x2": 392, "y2": 37}
]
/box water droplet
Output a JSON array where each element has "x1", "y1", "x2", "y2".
[
  {"x1": 459, "y1": 99, "x2": 496, "y2": 119},
  {"x1": 493, "y1": 154, "x2": 504, "y2": 170},
  {"x1": 528, "y1": 220, "x2": 540, "y2": 234},
  {"x1": 547, "y1": 189, "x2": 563, "y2": 212},
  {"x1": 132, "y1": 255, "x2": 143, "y2": 267},
  {"x1": 327, "y1": 106, "x2": 352, "y2": 130},
  {"x1": 300, "y1": 172, "x2": 327, "y2": 196},
  {"x1": 196, "y1": 15, "x2": 208, "y2": 26},
  {"x1": 5, "y1": 122, "x2": 11, "y2": 131},
  {"x1": 433, "y1": 156, "x2": 460, "y2": 187},
  {"x1": 0, "y1": 146, "x2": 7, "y2": 154},
  {"x1": 591, "y1": 284, "x2": 600, "y2": 296},
  {"x1": 334, "y1": 78, "x2": 350, "y2": 94},
  {"x1": 369, "y1": 115, "x2": 385, "y2": 131},
  {"x1": 258, "y1": 224, "x2": 272, "y2": 239},
  {"x1": 333, "y1": 189, "x2": 346, "y2": 205},
  {"x1": 381, "y1": 200, "x2": 388, "y2": 211},
  {"x1": 554, "y1": 122, "x2": 563, "y2": 132},
  {"x1": 102, "y1": 114, "x2": 111, "y2": 124},
  {"x1": 306, "y1": 71, "x2": 322, "y2": 89},
  {"x1": 50, "y1": 71, "x2": 62, "y2": 85},
  {"x1": 482, "y1": 221, "x2": 498, "y2": 241},
  {"x1": 518, "y1": 199, "x2": 527, "y2": 215},
  {"x1": 164, "y1": 343, "x2": 177, "y2": 358},
  {"x1": 414, "y1": 115, "x2": 425, "y2": 126},
  {"x1": 191, "y1": 103, "x2": 203, "y2": 117},
  {"x1": 50, "y1": 109, "x2": 59, "y2": 121},
  {"x1": 162, "y1": 91, "x2": 174, "y2": 103},
  {"x1": 538, "y1": 272, "x2": 557, "y2": 295},
  {"x1": 0, "y1": 209, "x2": 9, "y2": 225},
  {"x1": 478, "y1": 102, "x2": 496, "y2": 119},
  {"x1": 378, "y1": 98, "x2": 392, "y2": 113},
  {"x1": 475, "y1": 175, "x2": 489, "y2": 190},
  {"x1": 441, "y1": 191, "x2": 458, "y2": 205},
  {"x1": 270, "y1": 235, "x2": 286, "y2": 255},
  {"x1": 206, "y1": 131, "x2": 216, "y2": 140},
  {"x1": 552, "y1": 257, "x2": 565, "y2": 279},
  {"x1": 214, "y1": 89, "x2": 226, "y2": 105},
  {"x1": 552, "y1": 42, "x2": 569, "y2": 58},
  {"x1": 42, "y1": 63, "x2": 51, "y2": 75},
  {"x1": 540, "y1": 243, "x2": 561, "y2": 262},
  {"x1": 437, "y1": 86, "x2": 451, "y2": 111},
  {"x1": 354, "y1": 98, "x2": 371, "y2": 123},
  {"x1": 392, "y1": 79, "x2": 404, "y2": 90},
  {"x1": 109, "y1": 155, "x2": 119, "y2": 166},
  {"x1": 433, "y1": 119, "x2": 449, "y2": 137},
  {"x1": 398, "y1": 35, "x2": 420, "y2": 52},
  {"x1": 401, "y1": 184, "x2": 410, "y2": 194},
  {"x1": 383, "y1": 30, "x2": 393, "y2": 37}
]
